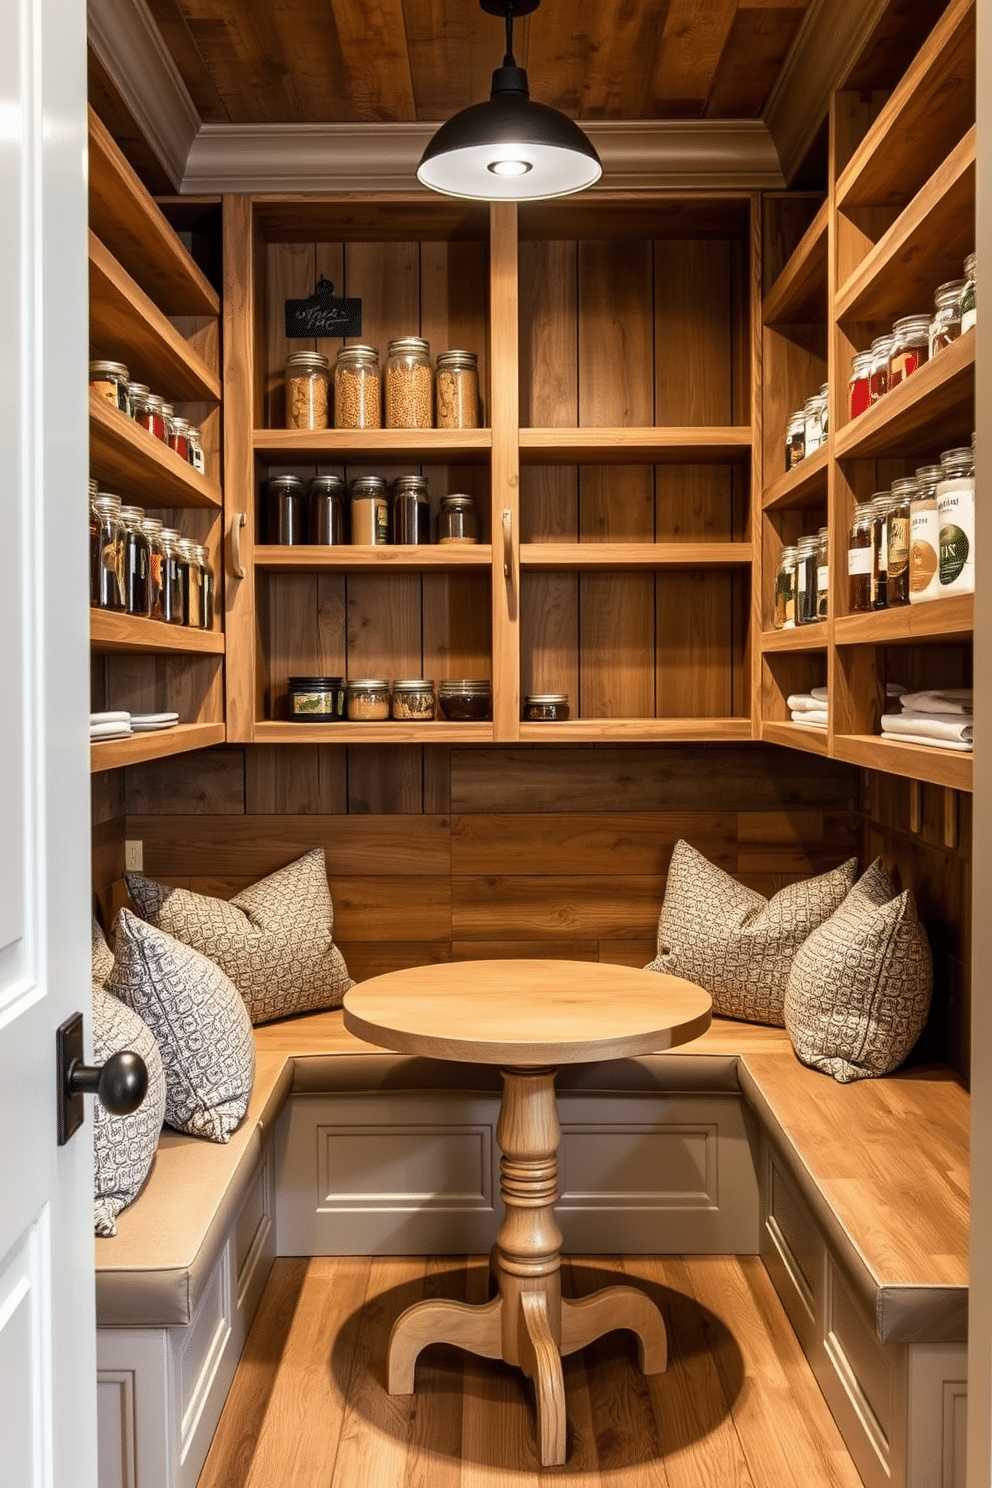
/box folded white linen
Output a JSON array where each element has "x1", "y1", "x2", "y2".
[
  {"x1": 881, "y1": 730, "x2": 972, "y2": 752},
  {"x1": 810, "y1": 686, "x2": 828, "y2": 702},
  {"x1": 792, "y1": 716, "x2": 827, "y2": 729},
  {"x1": 880, "y1": 712, "x2": 973, "y2": 743},
  {"x1": 791, "y1": 708, "x2": 828, "y2": 727},
  {"x1": 90, "y1": 722, "x2": 133, "y2": 740},
  {"x1": 90, "y1": 711, "x2": 131, "y2": 724},
  {"x1": 898, "y1": 689, "x2": 973, "y2": 715},
  {"x1": 786, "y1": 693, "x2": 821, "y2": 712}
]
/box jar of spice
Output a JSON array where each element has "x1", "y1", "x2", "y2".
[
  {"x1": 909, "y1": 464, "x2": 942, "y2": 605},
  {"x1": 196, "y1": 543, "x2": 214, "y2": 628},
  {"x1": 435, "y1": 350, "x2": 480, "y2": 429},
  {"x1": 795, "y1": 535, "x2": 819, "y2": 626},
  {"x1": 929, "y1": 279, "x2": 965, "y2": 357},
  {"x1": 438, "y1": 679, "x2": 492, "y2": 721},
  {"x1": 349, "y1": 475, "x2": 390, "y2": 545},
  {"x1": 287, "y1": 676, "x2": 345, "y2": 722},
  {"x1": 937, "y1": 442, "x2": 975, "y2": 595},
  {"x1": 523, "y1": 694, "x2": 570, "y2": 721},
  {"x1": 140, "y1": 517, "x2": 166, "y2": 620},
  {"x1": 849, "y1": 352, "x2": 873, "y2": 420},
  {"x1": 89, "y1": 360, "x2": 131, "y2": 415},
  {"x1": 187, "y1": 425, "x2": 206, "y2": 475},
  {"x1": 774, "y1": 545, "x2": 797, "y2": 630},
  {"x1": 127, "y1": 382, "x2": 149, "y2": 420},
  {"x1": 168, "y1": 416, "x2": 191, "y2": 462},
  {"x1": 159, "y1": 528, "x2": 185, "y2": 625},
  {"x1": 438, "y1": 493, "x2": 479, "y2": 545},
  {"x1": 870, "y1": 493, "x2": 892, "y2": 609},
  {"x1": 309, "y1": 475, "x2": 346, "y2": 544},
  {"x1": 817, "y1": 384, "x2": 830, "y2": 440},
  {"x1": 785, "y1": 410, "x2": 806, "y2": 469},
  {"x1": 119, "y1": 504, "x2": 151, "y2": 617},
  {"x1": 385, "y1": 337, "x2": 433, "y2": 429},
  {"x1": 89, "y1": 493, "x2": 126, "y2": 611},
  {"x1": 160, "y1": 403, "x2": 176, "y2": 443},
  {"x1": 391, "y1": 680, "x2": 436, "y2": 721},
  {"x1": 802, "y1": 395, "x2": 823, "y2": 456},
  {"x1": 392, "y1": 475, "x2": 431, "y2": 544},
  {"x1": 847, "y1": 502, "x2": 874, "y2": 613},
  {"x1": 889, "y1": 315, "x2": 930, "y2": 387},
  {"x1": 815, "y1": 527, "x2": 829, "y2": 620},
  {"x1": 886, "y1": 478, "x2": 916, "y2": 607},
  {"x1": 135, "y1": 392, "x2": 167, "y2": 442},
  {"x1": 961, "y1": 253, "x2": 976, "y2": 334},
  {"x1": 868, "y1": 335, "x2": 894, "y2": 404},
  {"x1": 334, "y1": 345, "x2": 381, "y2": 429},
  {"x1": 346, "y1": 679, "x2": 391, "y2": 721},
  {"x1": 284, "y1": 351, "x2": 330, "y2": 430},
  {"x1": 177, "y1": 539, "x2": 203, "y2": 628},
  {"x1": 267, "y1": 474, "x2": 307, "y2": 545}
]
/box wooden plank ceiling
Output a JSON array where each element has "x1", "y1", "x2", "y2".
[{"x1": 141, "y1": 0, "x2": 815, "y2": 126}]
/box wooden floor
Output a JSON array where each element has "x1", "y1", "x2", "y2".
[{"x1": 197, "y1": 1254, "x2": 865, "y2": 1487}]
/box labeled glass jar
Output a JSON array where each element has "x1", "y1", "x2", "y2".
[
  {"x1": 848, "y1": 352, "x2": 873, "y2": 420},
  {"x1": 127, "y1": 382, "x2": 149, "y2": 421},
  {"x1": 89, "y1": 360, "x2": 131, "y2": 415},
  {"x1": 774, "y1": 545, "x2": 797, "y2": 630},
  {"x1": 870, "y1": 492, "x2": 892, "y2": 609},
  {"x1": 392, "y1": 475, "x2": 431, "y2": 545},
  {"x1": 168, "y1": 416, "x2": 191, "y2": 462},
  {"x1": 196, "y1": 543, "x2": 214, "y2": 629},
  {"x1": 334, "y1": 345, "x2": 381, "y2": 429},
  {"x1": 119, "y1": 504, "x2": 151, "y2": 617},
  {"x1": 802, "y1": 395, "x2": 823, "y2": 456},
  {"x1": 886, "y1": 477, "x2": 916, "y2": 607},
  {"x1": 438, "y1": 679, "x2": 492, "y2": 721},
  {"x1": 794, "y1": 535, "x2": 819, "y2": 626},
  {"x1": 309, "y1": 475, "x2": 346, "y2": 544},
  {"x1": 135, "y1": 391, "x2": 167, "y2": 442},
  {"x1": 438, "y1": 493, "x2": 479, "y2": 545},
  {"x1": 961, "y1": 252, "x2": 976, "y2": 334},
  {"x1": 159, "y1": 528, "x2": 185, "y2": 625},
  {"x1": 785, "y1": 410, "x2": 806, "y2": 469},
  {"x1": 937, "y1": 442, "x2": 975, "y2": 595},
  {"x1": 140, "y1": 517, "x2": 166, "y2": 620},
  {"x1": 847, "y1": 502, "x2": 874, "y2": 613},
  {"x1": 187, "y1": 425, "x2": 206, "y2": 475},
  {"x1": 524, "y1": 694, "x2": 570, "y2": 721},
  {"x1": 89, "y1": 493, "x2": 126, "y2": 611},
  {"x1": 350, "y1": 475, "x2": 390, "y2": 545},
  {"x1": 816, "y1": 527, "x2": 829, "y2": 620},
  {"x1": 868, "y1": 335, "x2": 894, "y2": 404},
  {"x1": 391, "y1": 680, "x2": 436, "y2": 721},
  {"x1": 160, "y1": 403, "x2": 176, "y2": 442},
  {"x1": 929, "y1": 279, "x2": 965, "y2": 357},
  {"x1": 287, "y1": 676, "x2": 345, "y2": 722},
  {"x1": 267, "y1": 474, "x2": 307, "y2": 545},
  {"x1": 909, "y1": 464, "x2": 942, "y2": 604},
  {"x1": 346, "y1": 679, "x2": 391, "y2": 721},
  {"x1": 285, "y1": 351, "x2": 330, "y2": 431},
  {"x1": 435, "y1": 350, "x2": 479, "y2": 429},
  {"x1": 176, "y1": 539, "x2": 203, "y2": 628},
  {"x1": 889, "y1": 314, "x2": 930, "y2": 387},
  {"x1": 385, "y1": 337, "x2": 433, "y2": 429}
]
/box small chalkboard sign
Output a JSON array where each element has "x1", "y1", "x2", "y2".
[{"x1": 285, "y1": 277, "x2": 362, "y2": 339}]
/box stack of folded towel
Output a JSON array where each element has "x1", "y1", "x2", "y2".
[
  {"x1": 787, "y1": 686, "x2": 828, "y2": 729},
  {"x1": 880, "y1": 688, "x2": 973, "y2": 752},
  {"x1": 90, "y1": 711, "x2": 179, "y2": 742}
]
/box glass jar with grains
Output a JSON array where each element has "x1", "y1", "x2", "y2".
[
  {"x1": 284, "y1": 351, "x2": 330, "y2": 430},
  {"x1": 89, "y1": 360, "x2": 131, "y2": 415},
  {"x1": 350, "y1": 475, "x2": 390, "y2": 545},
  {"x1": 438, "y1": 493, "x2": 479, "y2": 545},
  {"x1": 346, "y1": 680, "x2": 391, "y2": 721},
  {"x1": 435, "y1": 350, "x2": 479, "y2": 429},
  {"x1": 929, "y1": 280, "x2": 965, "y2": 357},
  {"x1": 385, "y1": 337, "x2": 433, "y2": 429},
  {"x1": 334, "y1": 345, "x2": 381, "y2": 429},
  {"x1": 391, "y1": 680, "x2": 436, "y2": 721}
]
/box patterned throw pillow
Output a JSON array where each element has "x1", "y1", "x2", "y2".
[
  {"x1": 645, "y1": 839, "x2": 857, "y2": 1026},
  {"x1": 785, "y1": 859, "x2": 933, "y2": 1082},
  {"x1": 126, "y1": 846, "x2": 353, "y2": 1025},
  {"x1": 92, "y1": 911, "x2": 115, "y2": 988},
  {"x1": 92, "y1": 983, "x2": 166, "y2": 1237},
  {"x1": 109, "y1": 910, "x2": 255, "y2": 1142}
]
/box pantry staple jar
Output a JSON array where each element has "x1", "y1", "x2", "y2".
[
  {"x1": 285, "y1": 351, "x2": 330, "y2": 430},
  {"x1": 385, "y1": 337, "x2": 433, "y2": 428},
  {"x1": 334, "y1": 345, "x2": 381, "y2": 429}
]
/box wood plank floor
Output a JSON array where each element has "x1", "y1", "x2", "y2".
[{"x1": 197, "y1": 1254, "x2": 865, "y2": 1487}]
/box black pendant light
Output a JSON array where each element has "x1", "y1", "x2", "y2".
[{"x1": 417, "y1": 0, "x2": 602, "y2": 201}]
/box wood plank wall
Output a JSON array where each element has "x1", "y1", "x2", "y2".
[{"x1": 91, "y1": 743, "x2": 971, "y2": 1081}]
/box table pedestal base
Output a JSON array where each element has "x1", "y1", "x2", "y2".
[{"x1": 386, "y1": 1066, "x2": 667, "y2": 1467}]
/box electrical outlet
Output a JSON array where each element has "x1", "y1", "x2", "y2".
[{"x1": 125, "y1": 840, "x2": 143, "y2": 872}]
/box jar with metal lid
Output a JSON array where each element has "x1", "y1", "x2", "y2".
[
  {"x1": 815, "y1": 527, "x2": 829, "y2": 620},
  {"x1": 135, "y1": 391, "x2": 167, "y2": 442},
  {"x1": 140, "y1": 517, "x2": 166, "y2": 620},
  {"x1": 961, "y1": 252, "x2": 976, "y2": 334},
  {"x1": 285, "y1": 351, "x2": 330, "y2": 430},
  {"x1": 870, "y1": 492, "x2": 892, "y2": 609},
  {"x1": 889, "y1": 315, "x2": 930, "y2": 387},
  {"x1": 438, "y1": 493, "x2": 479, "y2": 545},
  {"x1": 89, "y1": 493, "x2": 126, "y2": 611},
  {"x1": 817, "y1": 383, "x2": 830, "y2": 440},
  {"x1": 849, "y1": 352, "x2": 873, "y2": 419},
  {"x1": 176, "y1": 539, "x2": 203, "y2": 628},
  {"x1": 350, "y1": 475, "x2": 390, "y2": 545},
  {"x1": 795, "y1": 535, "x2": 819, "y2": 625},
  {"x1": 90, "y1": 360, "x2": 131, "y2": 415},
  {"x1": 195, "y1": 543, "x2": 214, "y2": 628},
  {"x1": 159, "y1": 528, "x2": 185, "y2": 624},
  {"x1": 848, "y1": 502, "x2": 874, "y2": 613},
  {"x1": 391, "y1": 680, "x2": 436, "y2": 721},
  {"x1": 385, "y1": 337, "x2": 433, "y2": 429},
  {"x1": 267, "y1": 473, "x2": 307, "y2": 545},
  {"x1": 802, "y1": 395, "x2": 823, "y2": 456},
  {"x1": 168, "y1": 416, "x2": 191, "y2": 462},
  {"x1": 929, "y1": 279, "x2": 966, "y2": 357},
  {"x1": 287, "y1": 676, "x2": 345, "y2": 722},
  {"x1": 160, "y1": 403, "x2": 176, "y2": 442},
  {"x1": 309, "y1": 475, "x2": 346, "y2": 544},
  {"x1": 886, "y1": 478, "x2": 915, "y2": 607},
  {"x1": 785, "y1": 410, "x2": 806, "y2": 469},
  {"x1": 436, "y1": 350, "x2": 479, "y2": 429},
  {"x1": 523, "y1": 694, "x2": 570, "y2": 721},
  {"x1": 187, "y1": 425, "x2": 206, "y2": 474},
  {"x1": 910, "y1": 465, "x2": 942, "y2": 604},
  {"x1": 937, "y1": 442, "x2": 975, "y2": 595},
  {"x1": 868, "y1": 335, "x2": 893, "y2": 404},
  {"x1": 392, "y1": 475, "x2": 431, "y2": 544},
  {"x1": 334, "y1": 345, "x2": 381, "y2": 430},
  {"x1": 346, "y1": 679, "x2": 391, "y2": 721},
  {"x1": 126, "y1": 382, "x2": 149, "y2": 420},
  {"x1": 119, "y1": 504, "x2": 151, "y2": 617},
  {"x1": 774, "y1": 545, "x2": 797, "y2": 630},
  {"x1": 438, "y1": 679, "x2": 491, "y2": 721}
]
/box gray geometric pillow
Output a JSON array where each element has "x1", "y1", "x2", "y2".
[
  {"x1": 92, "y1": 910, "x2": 115, "y2": 988},
  {"x1": 645, "y1": 839, "x2": 858, "y2": 1026},
  {"x1": 92, "y1": 982, "x2": 166, "y2": 1237},
  {"x1": 784, "y1": 858, "x2": 933, "y2": 1082},
  {"x1": 125, "y1": 846, "x2": 353, "y2": 1025},
  {"x1": 108, "y1": 909, "x2": 255, "y2": 1142}
]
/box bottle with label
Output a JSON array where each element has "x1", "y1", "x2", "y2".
[
  {"x1": 847, "y1": 503, "x2": 874, "y2": 613},
  {"x1": 937, "y1": 443, "x2": 975, "y2": 595},
  {"x1": 795, "y1": 535, "x2": 819, "y2": 625},
  {"x1": 909, "y1": 465, "x2": 942, "y2": 604},
  {"x1": 350, "y1": 475, "x2": 390, "y2": 544},
  {"x1": 775, "y1": 545, "x2": 797, "y2": 629},
  {"x1": 886, "y1": 478, "x2": 915, "y2": 607},
  {"x1": 816, "y1": 527, "x2": 829, "y2": 620},
  {"x1": 929, "y1": 279, "x2": 965, "y2": 357},
  {"x1": 870, "y1": 493, "x2": 891, "y2": 609},
  {"x1": 889, "y1": 315, "x2": 930, "y2": 387}
]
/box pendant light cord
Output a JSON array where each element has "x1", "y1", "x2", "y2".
[{"x1": 503, "y1": 2, "x2": 516, "y2": 67}]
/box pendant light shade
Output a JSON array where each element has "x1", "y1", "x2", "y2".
[{"x1": 417, "y1": 2, "x2": 602, "y2": 202}]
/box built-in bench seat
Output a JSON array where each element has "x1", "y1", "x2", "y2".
[{"x1": 94, "y1": 1010, "x2": 970, "y2": 1488}]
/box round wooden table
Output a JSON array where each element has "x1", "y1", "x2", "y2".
[{"x1": 343, "y1": 958, "x2": 712, "y2": 1466}]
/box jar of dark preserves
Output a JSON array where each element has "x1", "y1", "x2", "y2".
[
  {"x1": 287, "y1": 676, "x2": 345, "y2": 721},
  {"x1": 523, "y1": 694, "x2": 570, "y2": 721},
  {"x1": 119, "y1": 504, "x2": 151, "y2": 617},
  {"x1": 89, "y1": 493, "x2": 126, "y2": 611},
  {"x1": 438, "y1": 679, "x2": 491, "y2": 720},
  {"x1": 392, "y1": 475, "x2": 431, "y2": 544},
  {"x1": 267, "y1": 474, "x2": 307, "y2": 545},
  {"x1": 309, "y1": 475, "x2": 346, "y2": 544}
]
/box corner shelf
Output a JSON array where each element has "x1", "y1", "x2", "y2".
[
  {"x1": 833, "y1": 332, "x2": 974, "y2": 460},
  {"x1": 762, "y1": 444, "x2": 829, "y2": 511},
  {"x1": 831, "y1": 733, "x2": 972, "y2": 791},
  {"x1": 89, "y1": 393, "x2": 224, "y2": 510},
  {"x1": 833, "y1": 595, "x2": 973, "y2": 645},
  {"x1": 762, "y1": 200, "x2": 829, "y2": 325},
  {"x1": 760, "y1": 720, "x2": 830, "y2": 756},
  {"x1": 761, "y1": 627, "x2": 829, "y2": 653},
  {"x1": 91, "y1": 611, "x2": 225, "y2": 655},
  {"x1": 90, "y1": 722, "x2": 226, "y2": 773}
]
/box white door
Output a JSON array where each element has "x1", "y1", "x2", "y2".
[{"x1": 0, "y1": 0, "x2": 94, "y2": 1482}]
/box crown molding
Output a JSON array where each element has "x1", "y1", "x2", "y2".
[
  {"x1": 87, "y1": 0, "x2": 200, "y2": 189},
  {"x1": 763, "y1": 0, "x2": 892, "y2": 183},
  {"x1": 180, "y1": 118, "x2": 785, "y2": 194}
]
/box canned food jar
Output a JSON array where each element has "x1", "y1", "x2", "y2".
[
  {"x1": 168, "y1": 416, "x2": 191, "y2": 462},
  {"x1": 847, "y1": 503, "x2": 874, "y2": 614},
  {"x1": 815, "y1": 528, "x2": 829, "y2": 621},
  {"x1": 849, "y1": 352, "x2": 873, "y2": 419},
  {"x1": 392, "y1": 475, "x2": 431, "y2": 544},
  {"x1": 910, "y1": 465, "x2": 942, "y2": 604},
  {"x1": 774, "y1": 545, "x2": 797, "y2": 630},
  {"x1": 524, "y1": 694, "x2": 570, "y2": 721},
  {"x1": 870, "y1": 493, "x2": 892, "y2": 609},
  {"x1": 438, "y1": 493, "x2": 479, "y2": 544},
  {"x1": 187, "y1": 425, "x2": 206, "y2": 474},
  {"x1": 285, "y1": 351, "x2": 330, "y2": 430},
  {"x1": 127, "y1": 382, "x2": 149, "y2": 421},
  {"x1": 140, "y1": 517, "x2": 166, "y2": 620},
  {"x1": 350, "y1": 475, "x2": 390, "y2": 545},
  {"x1": 309, "y1": 475, "x2": 346, "y2": 544},
  {"x1": 937, "y1": 442, "x2": 976, "y2": 595},
  {"x1": 385, "y1": 337, "x2": 433, "y2": 429},
  {"x1": 135, "y1": 392, "x2": 167, "y2": 442},
  {"x1": 119, "y1": 504, "x2": 151, "y2": 617},
  {"x1": 391, "y1": 680, "x2": 436, "y2": 721},
  {"x1": 438, "y1": 679, "x2": 491, "y2": 721},
  {"x1": 435, "y1": 350, "x2": 480, "y2": 429},
  {"x1": 287, "y1": 676, "x2": 345, "y2": 722},
  {"x1": 159, "y1": 527, "x2": 186, "y2": 625},
  {"x1": 929, "y1": 279, "x2": 965, "y2": 357},
  {"x1": 346, "y1": 679, "x2": 391, "y2": 721},
  {"x1": 89, "y1": 493, "x2": 126, "y2": 611},
  {"x1": 889, "y1": 314, "x2": 930, "y2": 387},
  {"x1": 90, "y1": 360, "x2": 131, "y2": 415},
  {"x1": 334, "y1": 345, "x2": 381, "y2": 429},
  {"x1": 267, "y1": 474, "x2": 307, "y2": 545},
  {"x1": 785, "y1": 410, "x2": 806, "y2": 469},
  {"x1": 868, "y1": 335, "x2": 894, "y2": 404},
  {"x1": 886, "y1": 478, "x2": 916, "y2": 607},
  {"x1": 794, "y1": 535, "x2": 819, "y2": 626},
  {"x1": 802, "y1": 395, "x2": 823, "y2": 456},
  {"x1": 176, "y1": 538, "x2": 203, "y2": 628},
  {"x1": 160, "y1": 403, "x2": 176, "y2": 442},
  {"x1": 195, "y1": 543, "x2": 214, "y2": 629}
]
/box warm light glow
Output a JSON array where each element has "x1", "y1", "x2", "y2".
[{"x1": 488, "y1": 158, "x2": 532, "y2": 176}]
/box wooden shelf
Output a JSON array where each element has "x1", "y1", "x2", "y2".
[
  {"x1": 762, "y1": 443, "x2": 829, "y2": 511},
  {"x1": 518, "y1": 427, "x2": 752, "y2": 464},
  {"x1": 91, "y1": 611, "x2": 225, "y2": 655},
  {"x1": 517, "y1": 718, "x2": 754, "y2": 743},
  {"x1": 87, "y1": 107, "x2": 218, "y2": 316},
  {"x1": 90, "y1": 722, "x2": 226, "y2": 773},
  {"x1": 831, "y1": 733, "x2": 972, "y2": 791},
  {"x1": 253, "y1": 428, "x2": 491, "y2": 463},
  {"x1": 89, "y1": 233, "x2": 221, "y2": 402},
  {"x1": 520, "y1": 543, "x2": 751, "y2": 571},
  {"x1": 252, "y1": 720, "x2": 495, "y2": 744},
  {"x1": 761, "y1": 720, "x2": 830, "y2": 756},
  {"x1": 761, "y1": 627, "x2": 829, "y2": 653},
  {"x1": 254, "y1": 544, "x2": 493, "y2": 570},
  {"x1": 833, "y1": 331, "x2": 974, "y2": 460},
  {"x1": 762, "y1": 200, "x2": 829, "y2": 325},
  {"x1": 834, "y1": 595, "x2": 973, "y2": 645},
  {"x1": 90, "y1": 393, "x2": 224, "y2": 509}
]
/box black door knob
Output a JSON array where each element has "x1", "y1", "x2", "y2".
[{"x1": 67, "y1": 1049, "x2": 149, "y2": 1113}]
